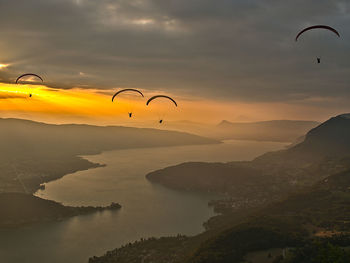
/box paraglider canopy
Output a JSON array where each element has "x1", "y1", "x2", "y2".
[
  {"x1": 16, "y1": 73, "x2": 43, "y2": 84},
  {"x1": 295, "y1": 25, "x2": 340, "y2": 41},
  {"x1": 112, "y1": 89, "x2": 144, "y2": 102},
  {"x1": 295, "y1": 25, "x2": 340, "y2": 64},
  {"x1": 146, "y1": 95, "x2": 177, "y2": 124},
  {"x1": 112, "y1": 89, "x2": 144, "y2": 119},
  {"x1": 146, "y1": 95, "x2": 177, "y2": 107}
]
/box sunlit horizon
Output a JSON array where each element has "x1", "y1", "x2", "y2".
[{"x1": 0, "y1": 82, "x2": 348, "y2": 128}]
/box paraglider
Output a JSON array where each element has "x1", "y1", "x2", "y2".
[
  {"x1": 112, "y1": 89, "x2": 144, "y2": 118},
  {"x1": 295, "y1": 25, "x2": 340, "y2": 41},
  {"x1": 16, "y1": 73, "x2": 43, "y2": 84},
  {"x1": 146, "y1": 95, "x2": 177, "y2": 107},
  {"x1": 112, "y1": 89, "x2": 144, "y2": 102},
  {"x1": 146, "y1": 95, "x2": 177, "y2": 124},
  {"x1": 15, "y1": 73, "x2": 44, "y2": 98},
  {"x1": 295, "y1": 25, "x2": 340, "y2": 64}
]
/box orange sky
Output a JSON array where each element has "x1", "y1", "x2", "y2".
[
  {"x1": 0, "y1": 82, "x2": 347, "y2": 127},
  {"x1": 1, "y1": 1, "x2": 350, "y2": 129}
]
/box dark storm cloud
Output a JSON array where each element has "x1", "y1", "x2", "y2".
[{"x1": 0, "y1": 0, "x2": 349, "y2": 104}]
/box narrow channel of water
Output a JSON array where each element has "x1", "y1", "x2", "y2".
[{"x1": 0, "y1": 140, "x2": 287, "y2": 263}]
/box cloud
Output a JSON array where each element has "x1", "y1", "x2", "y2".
[
  {"x1": 0, "y1": 0, "x2": 349, "y2": 105},
  {"x1": 0, "y1": 93, "x2": 27, "y2": 99}
]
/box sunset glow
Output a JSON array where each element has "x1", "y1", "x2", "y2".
[
  {"x1": 0, "y1": 82, "x2": 182, "y2": 124},
  {"x1": 1, "y1": 1, "x2": 350, "y2": 261},
  {"x1": 0, "y1": 82, "x2": 346, "y2": 126},
  {"x1": 0, "y1": 64, "x2": 9, "y2": 69}
]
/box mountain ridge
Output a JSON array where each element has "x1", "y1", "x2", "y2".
[
  {"x1": 215, "y1": 119, "x2": 320, "y2": 142},
  {"x1": 0, "y1": 117, "x2": 219, "y2": 194}
]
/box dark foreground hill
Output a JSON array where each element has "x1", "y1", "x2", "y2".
[
  {"x1": 0, "y1": 118, "x2": 218, "y2": 193},
  {"x1": 186, "y1": 169, "x2": 350, "y2": 263}
]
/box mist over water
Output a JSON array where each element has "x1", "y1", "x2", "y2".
[{"x1": 0, "y1": 140, "x2": 286, "y2": 263}]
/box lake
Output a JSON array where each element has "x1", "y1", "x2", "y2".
[{"x1": 0, "y1": 140, "x2": 287, "y2": 263}]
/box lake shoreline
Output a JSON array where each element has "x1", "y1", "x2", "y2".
[
  {"x1": 31, "y1": 142, "x2": 222, "y2": 196},
  {"x1": 1, "y1": 140, "x2": 287, "y2": 263},
  {"x1": 0, "y1": 192, "x2": 121, "y2": 229}
]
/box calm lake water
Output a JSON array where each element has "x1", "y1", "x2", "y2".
[{"x1": 0, "y1": 140, "x2": 287, "y2": 263}]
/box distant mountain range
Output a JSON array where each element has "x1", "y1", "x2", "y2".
[
  {"x1": 0, "y1": 118, "x2": 218, "y2": 159},
  {"x1": 215, "y1": 119, "x2": 319, "y2": 142},
  {"x1": 160, "y1": 119, "x2": 319, "y2": 142}
]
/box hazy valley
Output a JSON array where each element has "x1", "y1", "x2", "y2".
[
  {"x1": 0, "y1": 118, "x2": 217, "y2": 228},
  {"x1": 91, "y1": 113, "x2": 350, "y2": 263},
  {"x1": 1, "y1": 114, "x2": 350, "y2": 263}
]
